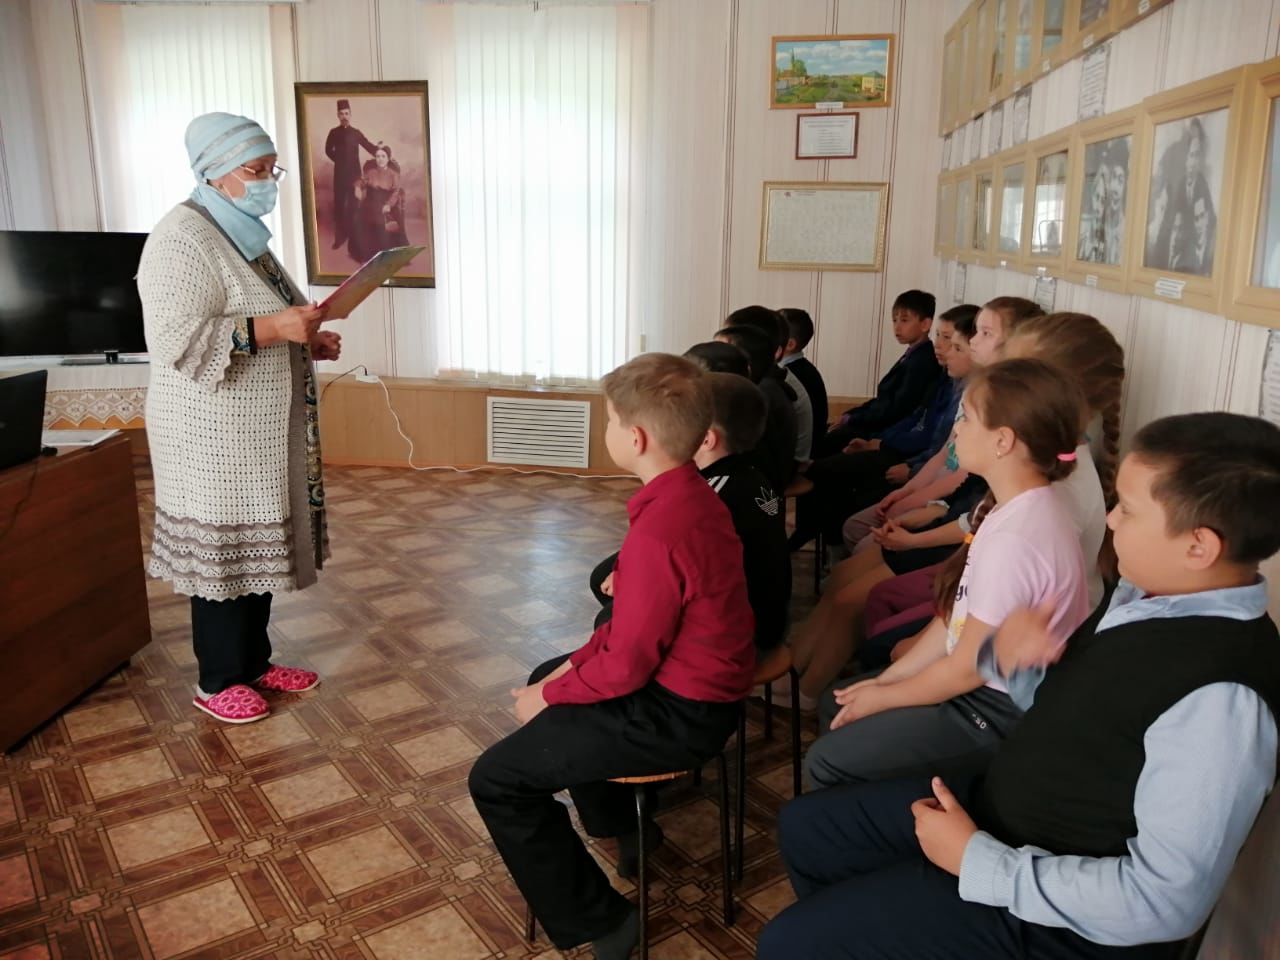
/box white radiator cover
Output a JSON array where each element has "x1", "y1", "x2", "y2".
[{"x1": 486, "y1": 396, "x2": 591, "y2": 468}]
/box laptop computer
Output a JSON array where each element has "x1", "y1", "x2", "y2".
[{"x1": 0, "y1": 370, "x2": 48, "y2": 471}]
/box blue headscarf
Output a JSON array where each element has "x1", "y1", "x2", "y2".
[{"x1": 186, "y1": 112, "x2": 277, "y2": 260}]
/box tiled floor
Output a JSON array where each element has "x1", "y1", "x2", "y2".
[{"x1": 0, "y1": 459, "x2": 817, "y2": 958}]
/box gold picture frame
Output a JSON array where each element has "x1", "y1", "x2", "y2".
[
  {"x1": 1226, "y1": 57, "x2": 1280, "y2": 329},
  {"x1": 1009, "y1": 0, "x2": 1038, "y2": 93},
  {"x1": 962, "y1": 161, "x2": 997, "y2": 264},
  {"x1": 941, "y1": 24, "x2": 962, "y2": 134},
  {"x1": 1064, "y1": 107, "x2": 1141, "y2": 292},
  {"x1": 1113, "y1": 0, "x2": 1174, "y2": 31},
  {"x1": 936, "y1": 173, "x2": 958, "y2": 257},
  {"x1": 1061, "y1": 0, "x2": 1120, "y2": 61},
  {"x1": 759, "y1": 181, "x2": 889, "y2": 272},
  {"x1": 770, "y1": 35, "x2": 895, "y2": 110},
  {"x1": 1023, "y1": 132, "x2": 1073, "y2": 275},
  {"x1": 954, "y1": 169, "x2": 976, "y2": 256},
  {"x1": 1126, "y1": 66, "x2": 1246, "y2": 313},
  {"x1": 959, "y1": 8, "x2": 980, "y2": 123},
  {"x1": 991, "y1": 149, "x2": 1030, "y2": 270},
  {"x1": 294, "y1": 80, "x2": 435, "y2": 287}
]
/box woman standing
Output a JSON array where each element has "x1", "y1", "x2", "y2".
[{"x1": 138, "y1": 112, "x2": 338, "y2": 724}]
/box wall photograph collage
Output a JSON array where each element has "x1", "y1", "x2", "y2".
[{"x1": 935, "y1": 0, "x2": 1280, "y2": 329}]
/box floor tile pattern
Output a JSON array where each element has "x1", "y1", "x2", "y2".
[{"x1": 0, "y1": 459, "x2": 819, "y2": 958}]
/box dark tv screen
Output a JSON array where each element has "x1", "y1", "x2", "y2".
[{"x1": 0, "y1": 230, "x2": 149, "y2": 357}]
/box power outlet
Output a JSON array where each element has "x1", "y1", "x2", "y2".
[{"x1": 356, "y1": 373, "x2": 381, "y2": 384}]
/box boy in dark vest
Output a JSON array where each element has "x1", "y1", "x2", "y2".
[{"x1": 759, "y1": 411, "x2": 1280, "y2": 960}]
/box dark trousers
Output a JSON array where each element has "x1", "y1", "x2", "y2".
[
  {"x1": 760, "y1": 776, "x2": 1183, "y2": 960},
  {"x1": 190, "y1": 593, "x2": 273, "y2": 695},
  {"x1": 793, "y1": 449, "x2": 900, "y2": 549},
  {"x1": 333, "y1": 175, "x2": 357, "y2": 244},
  {"x1": 468, "y1": 655, "x2": 738, "y2": 950},
  {"x1": 589, "y1": 552, "x2": 618, "y2": 630}
]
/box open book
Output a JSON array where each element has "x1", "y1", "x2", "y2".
[{"x1": 320, "y1": 245, "x2": 426, "y2": 320}]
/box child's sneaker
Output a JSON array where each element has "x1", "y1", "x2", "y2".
[
  {"x1": 193, "y1": 684, "x2": 269, "y2": 724},
  {"x1": 254, "y1": 664, "x2": 320, "y2": 693}
]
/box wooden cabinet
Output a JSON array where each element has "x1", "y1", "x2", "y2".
[{"x1": 0, "y1": 435, "x2": 151, "y2": 750}]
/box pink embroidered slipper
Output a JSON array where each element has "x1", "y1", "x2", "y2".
[
  {"x1": 193, "y1": 684, "x2": 269, "y2": 724},
  {"x1": 254, "y1": 664, "x2": 320, "y2": 694}
]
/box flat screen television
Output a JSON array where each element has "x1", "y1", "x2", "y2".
[{"x1": 0, "y1": 230, "x2": 149, "y2": 361}]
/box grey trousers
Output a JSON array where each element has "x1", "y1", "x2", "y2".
[{"x1": 805, "y1": 672, "x2": 1023, "y2": 789}]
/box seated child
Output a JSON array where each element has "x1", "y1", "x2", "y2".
[
  {"x1": 695, "y1": 372, "x2": 791, "y2": 653},
  {"x1": 760, "y1": 411, "x2": 1280, "y2": 960},
  {"x1": 779, "y1": 307, "x2": 829, "y2": 458},
  {"x1": 815, "y1": 289, "x2": 941, "y2": 458},
  {"x1": 725, "y1": 305, "x2": 814, "y2": 469},
  {"x1": 794, "y1": 304, "x2": 972, "y2": 550},
  {"x1": 468, "y1": 354, "x2": 755, "y2": 960},
  {"x1": 714, "y1": 324, "x2": 798, "y2": 491},
  {"x1": 588, "y1": 368, "x2": 789, "y2": 654},
  {"x1": 684, "y1": 340, "x2": 750, "y2": 378},
  {"x1": 803, "y1": 358, "x2": 1092, "y2": 788}
]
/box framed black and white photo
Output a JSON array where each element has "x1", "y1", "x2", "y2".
[
  {"x1": 1067, "y1": 110, "x2": 1139, "y2": 291},
  {"x1": 994, "y1": 156, "x2": 1027, "y2": 265},
  {"x1": 1129, "y1": 67, "x2": 1244, "y2": 312},
  {"x1": 1027, "y1": 135, "x2": 1071, "y2": 270}
]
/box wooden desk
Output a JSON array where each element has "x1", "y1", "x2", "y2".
[{"x1": 0, "y1": 435, "x2": 151, "y2": 750}]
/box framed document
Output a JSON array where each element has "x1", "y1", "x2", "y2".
[
  {"x1": 796, "y1": 112, "x2": 859, "y2": 159},
  {"x1": 759, "y1": 181, "x2": 889, "y2": 272}
]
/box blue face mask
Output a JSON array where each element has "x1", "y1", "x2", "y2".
[{"x1": 232, "y1": 177, "x2": 278, "y2": 217}]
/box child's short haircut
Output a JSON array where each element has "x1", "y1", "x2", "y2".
[
  {"x1": 779, "y1": 307, "x2": 815, "y2": 351},
  {"x1": 706, "y1": 372, "x2": 767, "y2": 455},
  {"x1": 892, "y1": 289, "x2": 936, "y2": 319},
  {"x1": 601, "y1": 353, "x2": 712, "y2": 462},
  {"x1": 726, "y1": 305, "x2": 788, "y2": 352},
  {"x1": 940, "y1": 303, "x2": 979, "y2": 339},
  {"x1": 714, "y1": 325, "x2": 776, "y2": 385},
  {"x1": 685, "y1": 341, "x2": 751, "y2": 379},
  {"x1": 1130, "y1": 412, "x2": 1280, "y2": 565}
]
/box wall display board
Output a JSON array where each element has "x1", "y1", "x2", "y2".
[{"x1": 759, "y1": 181, "x2": 889, "y2": 272}]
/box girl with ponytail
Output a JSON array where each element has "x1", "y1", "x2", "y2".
[{"x1": 804, "y1": 359, "x2": 1093, "y2": 789}]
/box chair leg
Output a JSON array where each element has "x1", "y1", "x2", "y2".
[
  {"x1": 524, "y1": 902, "x2": 536, "y2": 943},
  {"x1": 789, "y1": 667, "x2": 802, "y2": 797},
  {"x1": 717, "y1": 751, "x2": 735, "y2": 927},
  {"x1": 735, "y1": 707, "x2": 747, "y2": 882},
  {"x1": 635, "y1": 785, "x2": 649, "y2": 960},
  {"x1": 763, "y1": 680, "x2": 774, "y2": 740}
]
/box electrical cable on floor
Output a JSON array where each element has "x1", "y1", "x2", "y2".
[{"x1": 319, "y1": 370, "x2": 634, "y2": 482}]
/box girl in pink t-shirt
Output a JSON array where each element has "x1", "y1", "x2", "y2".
[{"x1": 805, "y1": 358, "x2": 1091, "y2": 789}]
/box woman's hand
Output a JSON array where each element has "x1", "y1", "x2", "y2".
[
  {"x1": 257, "y1": 304, "x2": 327, "y2": 347},
  {"x1": 310, "y1": 330, "x2": 342, "y2": 362}
]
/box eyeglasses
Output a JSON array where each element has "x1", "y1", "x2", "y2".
[{"x1": 239, "y1": 163, "x2": 287, "y2": 182}]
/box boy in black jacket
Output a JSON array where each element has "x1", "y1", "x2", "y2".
[
  {"x1": 779, "y1": 307, "x2": 829, "y2": 459},
  {"x1": 815, "y1": 290, "x2": 941, "y2": 457}
]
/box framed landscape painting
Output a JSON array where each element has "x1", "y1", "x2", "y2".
[{"x1": 771, "y1": 35, "x2": 895, "y2": 109}]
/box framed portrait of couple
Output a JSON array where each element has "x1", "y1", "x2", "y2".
[{"x1": 294, "y1": 80, "x2": 436, "y2": 287}]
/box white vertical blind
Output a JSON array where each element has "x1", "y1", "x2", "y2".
[
  {"x1": 428, "y1": 3, "x2": 649, "y2": 383},
  {"x1": 95, "y1": 5, "x2": 279, "y2": 238}
]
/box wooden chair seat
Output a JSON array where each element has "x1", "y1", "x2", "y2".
[{"x1": 609, "y1": 771, "x2": 686, "y2": 785}]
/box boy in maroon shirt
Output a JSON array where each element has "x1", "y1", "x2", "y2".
[{"x1": 468, "y1": 353, "x2": 756, "y2": 959}]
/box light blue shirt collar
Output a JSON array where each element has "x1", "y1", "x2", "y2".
[
  {"x1": 779, "y1": 352, "x2": 802, "y2": 367},
  {"x1": 1098, "y1": 576, "x2": 1270, "y2": 633}
]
